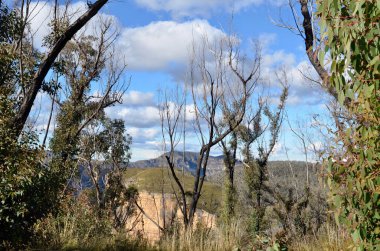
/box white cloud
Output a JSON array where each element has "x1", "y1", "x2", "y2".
[
  {"x1": 106, "y1": 105, "x2": 161, "y2": 128},
  {"x1": 118, "y1": 20, "x2": 227, "y2": 70},
  {"x1": 258, "y1": 33, "x2": 277, "y2": 50},
  {"x1": 26, "y1": 3, "x2": 230, "y2": 72},
  {"x1": 262, "y1": 50, "x2": 296, "y2": 69},
  {"x1": 307, "y1": 141, "x2": 323, "y2": 152},
  {"x1": 284, "y1": 60, "x2": 327, "y2": 106},
  {"x1": 133, "y1": 0, "x2": 289, "y2": 18},
  {"x1": 122, "y1": 91, "x2": 156, "y2": 107},
  {"x1": 27, "y1": 1, "x2": 52, "y2": 48},
  {"x1": 184, "y1": 104, "x2": 197, "y2": 122},
  {"x1": 27, "y1": 1, "x2": 119, "y2": 49},
  {"x1": 259, "y1": 49, "x2": 327, "y2": 106},
  {"x1": 271, "y1": 142, "x2": 283, "y2": 155},
  {"x1": 128, "y1": 127, "x2": 160, "y2": 143},
  {"x1": 130, "y1": 148, "x2": 161, "y2": 161}
]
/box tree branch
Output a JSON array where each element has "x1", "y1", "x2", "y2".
[
  {"x1": 299, "y1": 0, "x2": 337, "y2": 100},
  {"x1": 13, "y1": 0, "x2": 109, "y2": 136}
]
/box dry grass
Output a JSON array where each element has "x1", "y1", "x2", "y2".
[
  {"x1": 289, "y1": 224, "x2": 353, "y2": 251},
  {"x1": 158, "y1": 221, "x2": 246, "y2": 251},
  {"x1": 156, "y1": 220, "x2": 355, "y2": 251},
  {"x1": 33, "y1": 207, "x2": 353, "y2": 251}
]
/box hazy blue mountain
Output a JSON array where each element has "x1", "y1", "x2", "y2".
[{"x1": 129, "y1": 151, "x2": 233, "y2": 175}]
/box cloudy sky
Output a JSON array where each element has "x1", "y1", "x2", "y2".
[{"x1": 22, "y1": 0, "x2": 330, "y2": 162}]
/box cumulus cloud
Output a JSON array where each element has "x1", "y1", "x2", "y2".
[
  {"x1": 133, "y1": 0, "x2": 287, "y2": 18},
  {"x1": 259, "y1": 49, "x2": 326, "y2": 106},
  {"x1": 122, "y1": 91, "x2": 156, "y2": 107},
  {"x1": 128, "y1": 127, "x2": 160, "y2": 143},
  {"x1": 262, "y1": 50, "x2": 296, "y2": 70},
  {"x1": 307, "y1": 141, "x2": 323, "y2": 152},
  {"x1": 104, "y1": 91, "x2": 163, "y2": 159},
  {"x1": 106, "y1": 105, "x2": 160, "y2": 128},
  {"x1": 117, "y1": 20, "x2": 227, "y2": 70},
  {"x1": 27, "y1": 1, "x2": 119, "y2": 49},
  {"x1": 283, "y1": 61, "x2": 326, "y2": 106},
  {"x1": 25, "y1": 3, "x2": 231, "y2": 73},
  {"x1": 105, "y1": 90, "x2": 160, "y2": 128},
  {"x1": 131, "y1": 148, "x2": 162, "y2": 161}
]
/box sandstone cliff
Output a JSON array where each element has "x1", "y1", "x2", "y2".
[{"x1": 123, "y1": 191, "x2": 216, "y2": 243}]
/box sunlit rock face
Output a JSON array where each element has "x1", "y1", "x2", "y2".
[{"x1": 122, "y1": 191, "x2": 216, "y2": 243}]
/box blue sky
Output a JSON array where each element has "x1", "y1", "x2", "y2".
[{"x1": 25, "y1": 0, "x2": 331, "y2": 162}]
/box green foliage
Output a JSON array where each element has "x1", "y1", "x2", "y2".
[
  {"x1": 49, "y1": 33, "x2": 114, "y2": 194},
  {"x1": 81, "y1": 118, "x2": 132, "y2": 167},
  {"x1": 33, "y1": 191, "x2": 152, "y2": 251},
  {"x1": 0, "y1": 75, "x2": 60, "y2": 248},
  {"x1": 0, "y1": 3, "x2": 22, "y2": 44},
  {"x1": 0, "y1": 79, "x2": 59, "y2": 247},
  {"x1": 0, "y1": 3, "x2": 59, "y2": 246},
  {"x1": 78, "y1": 117, "x2": 133, "y2": 230},
  {"x1": 317, "y1": 0, "x2": 380, "y2": 249},
  {"x1": 0, "y1": 101, "x2": 39, "y2": 244},
  {"x1": 239, "y1": 86, "x2": 288, "y2": 235},
  {"x1": 221, "y1": 179, "x2": 237, "y2": 225},
  {"x1": 1, "y1": 1, "x2": 126, "y2": 248}
]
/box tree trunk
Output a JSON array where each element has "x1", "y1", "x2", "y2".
[{"x1": 13, "y1": 0, "x2": 108, "y2": 136}]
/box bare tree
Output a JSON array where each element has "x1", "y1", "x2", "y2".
[
  {"x1": 160, "y1": 35, "x2": 257, "y2": 227},
  {"x1": 159, "y1": 85, "x2": 188, "y2": 226}
]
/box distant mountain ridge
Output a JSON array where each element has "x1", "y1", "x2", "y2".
[
  {"x1": 129, "y1": 151, "x2": 232, "y2": 175},
  {"x1": 128, "y1": 151, "x2": 320, "y2": 187}
]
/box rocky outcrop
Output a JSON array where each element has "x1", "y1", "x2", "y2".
[{"x1": 123, "y1": 191, "x2": 216, "y2": 243}]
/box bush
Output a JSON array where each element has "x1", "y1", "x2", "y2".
[
  {"x1": 33, "y1": 190, "x2": 152, "y2": 250},
  {"x1": 0, "y1": 95, "x2": 60, "y2": 247}
]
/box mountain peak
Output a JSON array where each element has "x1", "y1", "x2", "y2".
[{"x1": 129, "y1": 151, "x2": 227, "y2": 174}]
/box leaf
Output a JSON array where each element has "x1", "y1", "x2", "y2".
[
  {"x1": 369, "y1": 56, "x2": 379, "y2": 67},
  {"x1": 352, "y1": 229, "x2": 362, "y2": 243}
]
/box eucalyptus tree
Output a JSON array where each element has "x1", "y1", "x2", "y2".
[
  {"x1": 10, "y1": 0, "x2": 109, "y2": 137},
  {"x1": 287, "y1": 0, "x2": 379, "y2": 248},
  {"x1": 79, "y1": 117, "x2": 133, "y2": 228},
  {"x1": 0, "y1": 3, "x2": 50, "y2": 245},
  {"x1": 0, "y1": 1, "x2": 111, "y2": 245},
  {"x1": 316, "y1": 1, "x2": 379, "y2": 248},
  {"x1": 49, "y1": 17, "x2": 128, "y2": 198}
]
